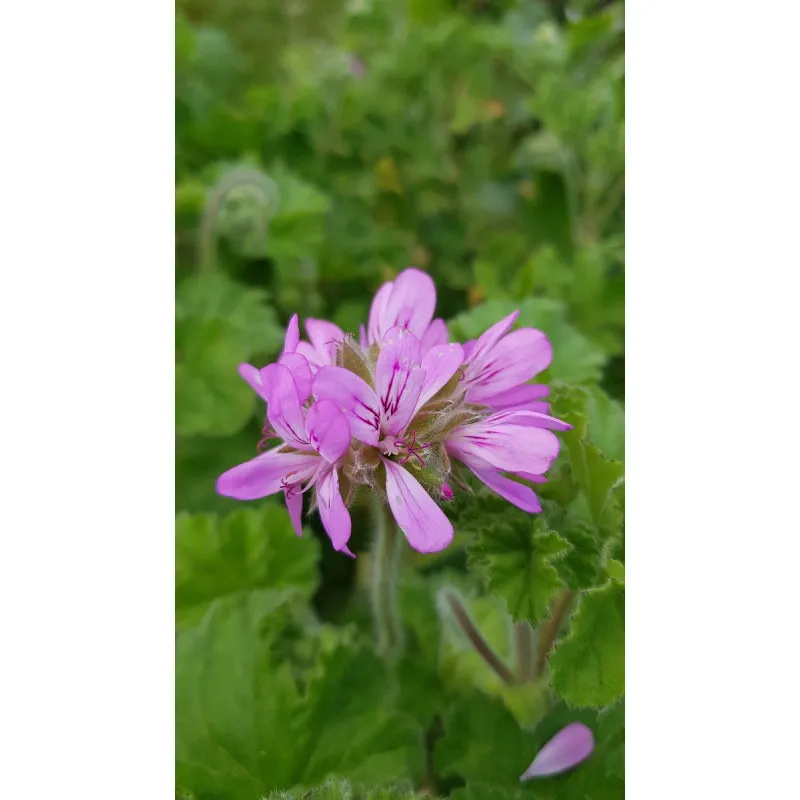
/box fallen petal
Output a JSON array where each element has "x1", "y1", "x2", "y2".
[{"x1": 520, "y1": 722, "x2": 595, "y2": 781}]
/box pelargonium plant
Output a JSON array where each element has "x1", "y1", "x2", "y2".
[{"x1": 217, "y1": 267, "x2": 570, "y2": 558}]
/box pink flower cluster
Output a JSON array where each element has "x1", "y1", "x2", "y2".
[{"x1": 217, "y1": 268, "x2": 570, "y2": 556}]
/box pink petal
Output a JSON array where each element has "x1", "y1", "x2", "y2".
[
  {"x1": 492, "y1": 409, "x2": 572, "y2": 432},
  {"x1": 283, "y1": 313, "x2": 300, "y2": 354},
  {"x1": 376, "y1": 327, "x2": 425, "y2": 436},
  {"x1": 520, "y1": 723, "x2": 594, "y2": 780},
  {"x1": 285, "y1": 489, "x2": 304, "y2": 537},
  {"x1": 462, "y1": 339, "x2": 476, "y2": 360},
  {"x1": 368, "y1": 280, "x2": 394, "y2": 344},
  {"x1": 316, "y1": 468, "x2": 354, "y2": 557},
  {"x1": 294, "y1": 341, "x2": 326, "y2": 371},
  {"x1": 464, "y1": 310, "x2": 518, "y2": 371},
  {"x1": 216, "y1": 449, "x2": 319, "y2": 501},
  {"x1": 478, "y1": 383, "x2": 550, "y2": 410},
  {"x1": 416, "y1": 342, "x2": 464, "y2": 410},
  {"x1": 261, "y1": 363, "x2": 311, "y2": 448},
  {"x1": 383, "y1": 458, "x2": 454, "y2": 553},
  {"x1": 305, "y1": 400, "x2": 352, "y2": 464},
  {"x1": 278, "y1": 352, "x2": 313, "y2": 403},
  {"x1": 447, "y1": 416, "x2": 561, "y2": 475},
  {"x1": 470, "y1": 468, "x2": 542, "y2": 513},
  {"x1": 420, "y1": 318, "x2": 449, "y2": 354},
  {"x1": 517, "y1": 471, "x2": 548, "y2": 484},
  {"x1": 238, "y1": 363, "x2": 269, "y2": 401},
  {"x1": 305, "y1": 318, "x2": 345, "y2": 366},
  {"x1": 359, "y1": 324, "x2": 368, "y2": 349},
  {"x1": 312, "y1": 366, "x2": 381, "y2": 446},
  {"x1": 380, "y1": 268, "x2": 437, "y2": 340},
  {"x1": 466, "y1": 328, "x2": 552, "y2": 402}
]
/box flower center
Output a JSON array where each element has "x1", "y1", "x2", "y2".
[{"x1": 392, "y1": 430, "x2": 430, "y2": 468}]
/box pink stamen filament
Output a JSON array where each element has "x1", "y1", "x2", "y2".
[{"x1": 395, "y1": 430, "x2": 430, "y2": 467}]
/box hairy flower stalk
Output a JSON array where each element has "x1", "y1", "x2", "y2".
[
  {"x1": 216, "y1": 267, "x2": 571, "y2": 652},
  {"x1": 370, "y1": 498, "x2": 405, "y2": 662}
]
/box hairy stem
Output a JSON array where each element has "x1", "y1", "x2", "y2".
[
  {"x1": 196, "y1": 167, "x2": 279, "y2": 274},
  {"x1": 514, "y1": 622, "x2": 535, "y2": 683},
  {"x1": 370, "y1": 499, "x2": 405, "y2": 662},
  {"x1": 444, "y1": 592, "x2": 515, "y2": 686},
  {"x1": 535, "y1": 590, "x2": 576, "y2": 677}
]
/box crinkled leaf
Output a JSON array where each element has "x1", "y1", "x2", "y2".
[
  {"x1": 469, "y1": 514, "x2": 571, "y2": 626},
  {"x1": 549, "y1": 513, "x2": 604, "y2": 591},
  {"x1": 549, "y1": 385, "x2": 625, "y2": 534},
  {"x1": 176, "y1": 503, "x2": 320, "y2": 628},
  {"x1": 549, "y1": 581, "x2": 625, "y2": 707}
]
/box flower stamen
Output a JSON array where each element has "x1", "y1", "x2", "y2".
[{"x1": 395, "y1": 430, "x2": 430, "y2": 467}]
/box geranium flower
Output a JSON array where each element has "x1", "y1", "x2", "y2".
[
  {"x1": 313, "y1": 326, "x2": 464, "y2": 552},
  {"x1": 217, "y1": 362, "x2": 355, "y2": 556},
  {"x1": 216, "y1": 266, "x2": 569, "y2": 556}
]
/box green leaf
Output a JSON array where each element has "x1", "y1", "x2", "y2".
[
  {"x1": 176, "y1": 428, "x2": 258, "y2": 515},
  {"x1": 175, "y1": 503, "x2": 320, "y2": 627},
  {"x1": 291, "y1": 646, "x2": 419, "y2": 787},
  {"x1": 436, "y1": 692, "x2": 535, "y2": 787},
  {"x1": 549, "y1": 581, "x2": 625, "y2": 707},
  {"x1": 450, "y1": 785, "x2": 525, "y2": 800},
  {"x1": 469, "y1": 515, "x2": 571, "y2": 626},
  {"x1": 549, "y1": 385, "x2": 625, "y2": 534},
  {"x1": 549, "y1": 513, "x2": 604, "y2": 591},
  {"x1": 606, "y1": 559, "x2": 625, "y2": 585},
  {"x1": 175, "y1": 272, "x2": 283, "y2": 437},
  {"x1": 449, "y1": 297, "x2": 606, "y2": 385},
  {"x1": 584, "y1": 387, "x2": 625, "y2": 463},
  {"x1": 264, "y1": 780, "x2": 420, "y2": 799},
  {"x1": 175, "y1": 590, "x2": 304, "y2": 799},
  {"x1": 176, "y1": 591, "x2": 419, "y2": 799}
]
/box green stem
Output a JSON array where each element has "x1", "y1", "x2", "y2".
[
  {"x1": 513, "y1": 622, "x2": 535, "y2": 683},
  {"x1": 196, "y1": 167, "x2": 279, "y2": 274},
  {"x1": 370, "y1": 499, "x2": 405, "y2": 662},
  {"x1": 535, "y1": 590, "x2": 576, "y2": 677},
  {"x1": 443, "y1": 592, "x2": 515, "y2": 686}
]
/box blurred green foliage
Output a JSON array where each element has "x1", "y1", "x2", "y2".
[{"x1": 176, "y1": 0, "x2": 624, "y2": 797}]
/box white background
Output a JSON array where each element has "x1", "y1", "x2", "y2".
[{"x1": 0, "y1": 0, "x2": 799, "y2": 797}]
